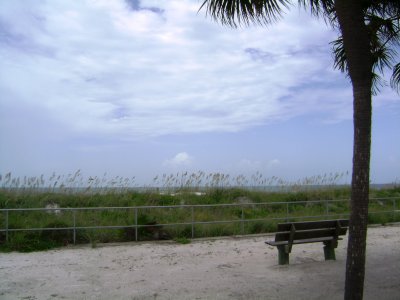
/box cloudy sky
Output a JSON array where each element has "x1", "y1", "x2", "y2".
[{"x1": 1, "y1": 0, "x2": 399, "y2": 185}]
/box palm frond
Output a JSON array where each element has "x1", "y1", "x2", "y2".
[
  {"x1": 371, "y1": 72, "x2": 385, "y2": 95},
  {"x1": 199, "y1": 0, "x2": 400, "y2": 95},
  {"x1": 331, "y1": 34, "x2": 395, "y2": 95},
  {"x1": 298, "y1": 0, "x2": 336, "y2": 23},
  {"x1": 361, "y1": 2, "x2": 399, "y2": 95},
  {"x1": 390, "y1": 62, "x2": 400, "y2": 92},
  {"x1": 199, "y1": 0, "x2": 290, "y2": 27},
  {"x1": 371, "y1": 44, "x2": 395, "y2": 74},
  {"x1": 366, "y1": 14, "x2": 400, "y2": 49},
  {"x1": 367, "y1": 0, "x2": 400, "y2": 19},
  {"x1": 331, "y1": 36, "x2": 347, "y2": 73}
]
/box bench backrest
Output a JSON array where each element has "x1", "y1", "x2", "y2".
[
  {"x1": 274, "y1": 219, "x2": 349, "y2": 242},
  {"x1": 277, "y1": 219, "x2": 349, "y2": 232}
]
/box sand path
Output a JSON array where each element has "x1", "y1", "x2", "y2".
[{"x1": 0, "y1": 224, "x2": 399, "y2": 300}]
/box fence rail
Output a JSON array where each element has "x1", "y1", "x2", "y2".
[{"x1": 1, "y1": 197, "x2": 399, "y2": 244}]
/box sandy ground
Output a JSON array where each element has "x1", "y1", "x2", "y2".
[{"x1": 0, "y1": 224, "x2": 399, "y2": 300}]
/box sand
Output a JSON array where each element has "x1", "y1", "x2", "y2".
[{"x1": 0, "y1": 224, "x2": 399, "y2": 300}]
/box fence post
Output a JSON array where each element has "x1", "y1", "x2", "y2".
[
  {"x1": 325, "y1": 199, "x2": 329, "y2": 217},
  {"x1": 191, "y1": 206, "x2": 194, "y2": 239},
  {"x1": 286, "y1": 203, "x2": 289, "y2": 222},
  {"x1": 241, "y1": 206, "x2": 244, "y2": 235},
  {"x1": 5, "y1": 210, "x2": 9, "y2": 243},
  {"x1": 135, "y1": 208, "x2": 138, "y2": 242},
  {"x1": 73, "y1": 210, "x2": 76, "y2": 244}
]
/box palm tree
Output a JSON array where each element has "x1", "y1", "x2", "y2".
[{"x1": 199, "y1": 1, "x2": 400, "y2": 299}]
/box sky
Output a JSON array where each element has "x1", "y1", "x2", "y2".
[{"x1": 0, "y1": 0, "x2": 399, "y2": 185}]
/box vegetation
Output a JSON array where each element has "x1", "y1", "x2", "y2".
[{"x1": 0, "y1": 171, "x2": 399, "y2": 253}]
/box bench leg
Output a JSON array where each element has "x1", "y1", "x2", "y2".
[
  {"x1": 323, "y1": 241, "x2": 336, "y2": 260},
  {"x1": 277, "y1": 245, "x2": 289, "y2": 265}
]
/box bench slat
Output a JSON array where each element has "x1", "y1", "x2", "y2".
[
  {"x1": 274, "y1": 227, "x2": 347, "y2": 242},
  {"x1": 266, "y1": 236, "x2": 342, "y2": 247},
  {"x1": 277, "y1": 219, "x2": 348, "y2": 231}
]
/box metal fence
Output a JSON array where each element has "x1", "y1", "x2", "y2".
[{"x1": 1, "y1": 197, "x2": 399, "y2": 244}]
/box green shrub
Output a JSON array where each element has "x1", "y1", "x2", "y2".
[
  {"x1": 170, "y1": 225, "x2": 192, "y2": 239},
  {"x1": 119, "y1": 227, "x2": 137, "y2": 241},
  {"x1": 2, "y1": 232, "x2": 58, "y2": 252},
  {"x1": 173, "y1": 237, "x2": 191, "y2": 244},
  {"x1": 368, "y1": 213, "x2": 391, "y2": 225},
  {"x1": 40, "y1": 221, "x2": 72, "y2": 245},
  {"x1": 248, "y1": 221, "x2": 276, "y2": 234}
]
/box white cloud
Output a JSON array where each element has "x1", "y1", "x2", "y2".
[
  {"x1": 236, "y1": 158, "x2": 281, "y2": 173},
  {"x1": 163, "y1": 152, "x2": 193, "y2": 167},
  {"x1": 237, "y1": 159, "x2": 262, "y2": 170},
  {"x1": 1, "y1": 0, "x2": 396, "y2": 141},
  {"x1": 268, "y1": 159, "x2": 280, "y2": 166}
]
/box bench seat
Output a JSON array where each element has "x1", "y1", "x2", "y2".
[{"x1": 266, "y1": 235, "x2": 343, "y2": 247}]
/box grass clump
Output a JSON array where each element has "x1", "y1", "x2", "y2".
[
  {"x1": 173, "y1": 237, "x2": 191, "y2": 244},
  {"x1": 2, "y1": 232, "x2": 60, "y2": 252}
]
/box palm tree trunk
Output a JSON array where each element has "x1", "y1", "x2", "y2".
[
  {"x1": 334, "y1": 1, "x2": 373, "y2": 299},
  {"x1": 346, "y1": 81, "x2": 372, "y2": 300}
]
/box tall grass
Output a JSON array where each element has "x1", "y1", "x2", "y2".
[
  {"x1": 0, "y1": 171, "x2": 399, "y2": 252},
  {"x1": 0, "y1": 170, "x2": 353, "y2": 194}
]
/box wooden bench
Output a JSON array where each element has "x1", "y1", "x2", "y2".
[{"x1": 265, "y1": 219, "x2": 349, "y2": 265}]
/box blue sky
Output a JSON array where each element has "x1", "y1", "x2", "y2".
[{"x1": 0, "y1": 0, "x2": 399, "y2": 185}]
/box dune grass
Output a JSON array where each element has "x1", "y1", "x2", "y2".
[{"x1": 0, "y1": 171, "x2": 399, "y2": 252}]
